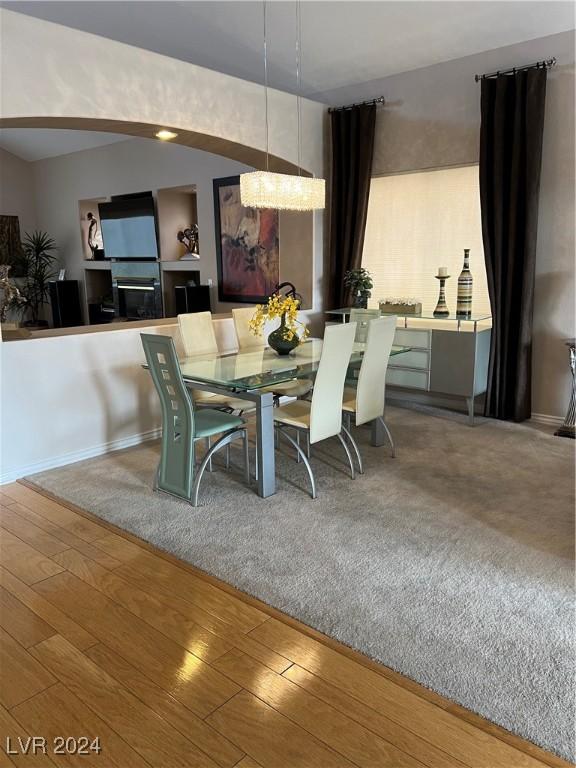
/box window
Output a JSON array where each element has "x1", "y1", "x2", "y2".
[{"x1": 362, "y1": 165, "x2": 490, "y2": 316}]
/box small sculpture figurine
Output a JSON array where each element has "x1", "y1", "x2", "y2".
[
  {"x1": 0, "y1": 265, "x2": 26, "y2": 323},
  {"x1": 86, "y1": 212, "x2": 104, "y2": 259},
  {"x1": 177, "y1": 225, "x2": 200, "y2": 260}
]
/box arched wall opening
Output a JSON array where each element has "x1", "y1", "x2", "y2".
[
  {"x1": 1, "y1": 8, "x2": 327, "y2": 318},
  {"x1": 0, "y1": 117, "x2": 313, "y2": 177}
]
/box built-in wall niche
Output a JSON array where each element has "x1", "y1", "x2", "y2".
[
  {"x1": 79, "y1": 197, "x2": 108, "y2": 260},
  {"x1": 156, "y1": 185, "x2": 199, "y2": 262},
  {"x1": 84, "y1": 266, "x2": 114, "y2": 324},
  {"x1": 162, "y1": 268, "x2": 207, "y2": 317}
]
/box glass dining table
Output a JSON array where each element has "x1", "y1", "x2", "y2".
[{"x1": 175, "y1": 338, "x2": 410, "y2": 498}]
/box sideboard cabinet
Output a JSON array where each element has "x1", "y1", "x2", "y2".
[
  {"x1": 326, "y1": 309, "x2": 492, "y2": 425},
  {"x1": 388, "y1": 325, "x2": 491, "y2": 425}
]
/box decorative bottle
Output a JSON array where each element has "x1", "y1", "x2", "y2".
[{"x1": 456, "y1": 249, "x2": 473, "y2": 318}]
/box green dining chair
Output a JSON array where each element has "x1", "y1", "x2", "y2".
[{"x1": 141, "y1": 333, "x2": 249, "y2": 507}]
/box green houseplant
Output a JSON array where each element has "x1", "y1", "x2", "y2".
[
  {"x1": 18, "y1": 231, "x2": 59, "y2": 328},
  {"x1": 344, "y1": 267, "x2": 373, "y2": 308}
]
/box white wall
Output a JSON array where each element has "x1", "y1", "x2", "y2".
[
  {"x1": 0, "y1": 9, "x2": 324, "y2": 177},
  {"x1": 355, "y1": 31, "x2": 574, "y2": 420},
  {"x1": 31, "y1": 139, "x2": 253, "y2": 314},
  {"x1": 0, "y1": 317, "x2": 242, "y2": 484},
  {"x1": 0, "y1": 146, "x2": 37, "y2": 236}
]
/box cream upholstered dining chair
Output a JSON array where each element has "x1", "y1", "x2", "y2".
[
  {"x1": 232, "y1": 307, "x2": 263, "y2": 351},
  {"x1": 232, "y1": 307, "x2": 312, "y2": 402},
  {"x1": 272, "y1": 322, "x2": 357, "y2": 499},
  {"x1": 177, "y1": 311, "x2": 252, "y2": 412},
  {"x1": 342, "y1": 315, "x2": 397, "y2": 472},
  {"x1": 349, "y1": 308, "x2": 381, "y2": 343}
]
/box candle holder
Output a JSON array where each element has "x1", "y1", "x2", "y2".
[{"x1": 433, "y1": 273, "x2": 450, "y2": 317}]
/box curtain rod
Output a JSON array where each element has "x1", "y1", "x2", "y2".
[
  {"x1": 475, "y1": 57, "x2": 556, "y2": 82},
  {"x1": 328, "y1": 96, "x2": 385, "y2": 113}
]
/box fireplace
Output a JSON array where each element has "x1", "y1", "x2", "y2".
[{"x1": 111, "y1": 262, "x2": 163, "y2": 320}]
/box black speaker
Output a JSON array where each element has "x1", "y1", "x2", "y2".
[
  {"x1": 49, "y1": 280, "x2": 83, "y2": 328},
  {"x1": 174, "y1": 284, "x2": 211, "y2": 314}
]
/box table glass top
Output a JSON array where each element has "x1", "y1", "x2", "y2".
[
  {"x1": 326, "y1": 307, "x2": 492, "y2": 322},
  {"x1": 178, "y1": 339, "x2": 410, "y2": 391}
]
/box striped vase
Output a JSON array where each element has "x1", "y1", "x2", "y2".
[{"x1": 456, "y1": 249, "x2": 473, "y2": 318}]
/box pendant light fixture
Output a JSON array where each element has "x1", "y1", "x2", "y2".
[{"x1": 240, "y1": 1, "x2": 325, "y2": 211}]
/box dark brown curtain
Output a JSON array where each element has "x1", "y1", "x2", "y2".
[
  {"x1": 328, "y1": 104, "x2": 376, "y2": 308},
  {"x1": 480, "y1": 68, "x2": 547, "y2": 422}
]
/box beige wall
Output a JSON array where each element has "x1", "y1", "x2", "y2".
[
  {"x1": 363, "y1": 31, "x2": 574, "y2": 419},
  {"x1": 27, "y1": 138, "x2": 314, "y2": 315},
  {"x1": 0, "y1": 147, "x2": 37, "y2": 236}
]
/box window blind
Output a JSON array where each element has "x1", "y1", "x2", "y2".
[{"x1": 362, "y1": 165, "x2": 490, "y2": 316}]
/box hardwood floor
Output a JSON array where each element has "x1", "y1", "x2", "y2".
[{"x1": 0, "y1": 482, "x2": 571, "y2": 768}]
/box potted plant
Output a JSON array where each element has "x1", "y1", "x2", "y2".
[
  {"x1": 344, "y1": 267, "x2": 373, "y2": 308},
  {"x1": 17, "y1": 231, "x2": 59, "y2": 329},
  {"x1": 249, "y1": 292, "x2": 309, "y2": 355}
]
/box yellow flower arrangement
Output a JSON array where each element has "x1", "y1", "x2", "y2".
[{"x1": 249, "y1": 293, "x2": 309, "y2": 344}]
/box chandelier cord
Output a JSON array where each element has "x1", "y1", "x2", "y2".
[
  {"x1": 296, "y1": 0, "x2": 302, "y2": 177},
  {"x1": 263, "y1": 0, "x2": 269, "y2": 172}
]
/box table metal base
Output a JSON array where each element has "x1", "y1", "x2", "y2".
[{"x1": 183, "y1": 380, "x2": 276, "y2": 497}]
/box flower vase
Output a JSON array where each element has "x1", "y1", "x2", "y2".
[
  {"x1": 456, "y1": 248, "x2": 473, "y2": 318},
  {"x1": 268, "y1": 313, "x2": 300, "y2": 356}
]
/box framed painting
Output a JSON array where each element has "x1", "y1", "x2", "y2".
[{"x1": 213, "y1": 176, "x2": 279, "y2": 303}]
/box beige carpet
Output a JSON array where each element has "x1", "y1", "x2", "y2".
[{"x1": 27, "y1": 404, "x2": 576, "y2": 760}]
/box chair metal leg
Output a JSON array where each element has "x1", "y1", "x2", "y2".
[
  {"x1": 296, "y1": 429, "x2": 301, "y2": 463},
  {"x1": 337, "y1": 432, "x2": 356, "y2": 479},
  {"x1": 225, "y1": 443, "x2": 231, "y2": 469},
  {"x1": 378, "y1": 416, "x2": 396, "y2": 457},
  {"x1": 306, "y1": 431, "x2": 311, "y2": 458},
  {"x1": 192, "y1": 429, "x2": 244, "y2": 506},
  {"x1": 276, "y1": 426, "x2": 317, "y2": 499},
  {"x1": 341, "y1": 424, "x2": 363, "y2": 474},
  {"x1": 205, "y1": 437, "x2": 214, "y2": 471}
]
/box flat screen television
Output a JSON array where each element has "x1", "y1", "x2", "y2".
[{"x1": 99, "y1": 194, "x2": 159, "y2": 260}]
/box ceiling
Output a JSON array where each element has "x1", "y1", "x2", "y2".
[
  {"x1": 3, "y1": 1, "x2": 574, "y2": 104},
  {"x1": 0, "y1": 129, "x2": 128, "y2": 161}
]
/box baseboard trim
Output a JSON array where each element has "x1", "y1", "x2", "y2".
[
  {"x1": 531, "y1": 413, "x2": 564, "y2": 427},
  {"x1": 0, "y1": 428, "x2": 161, "y2": 485}
]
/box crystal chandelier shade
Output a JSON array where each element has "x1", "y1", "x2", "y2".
[
  {"x1": 240, "y1": 1, "x2": 325, "y2": 212},
  {"x1": 240, "y1": 171, "x2": 325, "y2": 211}
]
